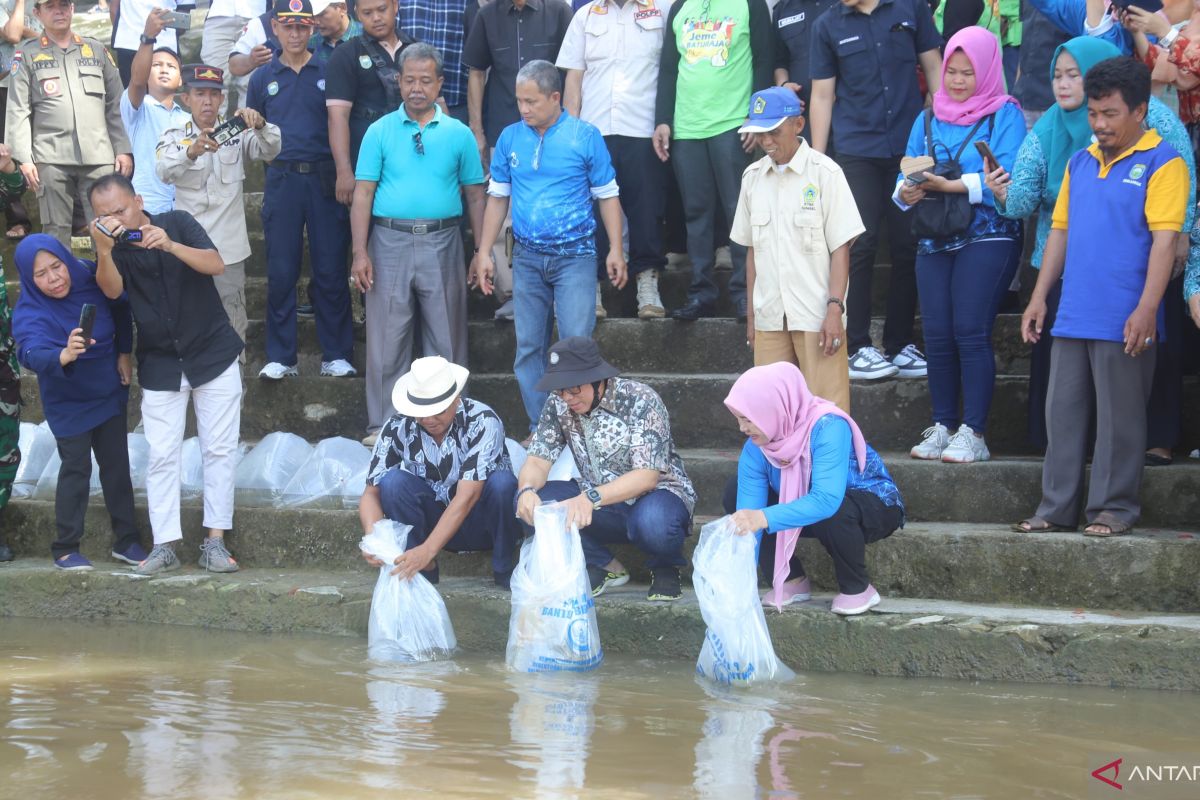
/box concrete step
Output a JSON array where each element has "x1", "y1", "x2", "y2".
[
  {"x1": 1, "y1": 560, "x2": 1198, "y2": 690},
  {"x1": 6, "y1": 499, "x2": 1198, "y2": 613},
  {"x1": 16, "y1": 368, "x2": 1200, "y2": 455}
]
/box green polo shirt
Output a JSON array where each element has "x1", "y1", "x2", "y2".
[{"x1": 355, "y1": 104, "x2": 485, "y2": 220}]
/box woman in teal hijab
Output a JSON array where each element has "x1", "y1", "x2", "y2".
[{"x1": 984, "y1": 38, "x2": 1196, "y2": 449}]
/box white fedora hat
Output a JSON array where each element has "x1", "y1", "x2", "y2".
[{"x1": 392, "y1": 357, "x2": 470, "y2": 418}]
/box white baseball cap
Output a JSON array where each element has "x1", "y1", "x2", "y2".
[{"x1": 310, "y1": 0, "x2": 335, "y2": 13}]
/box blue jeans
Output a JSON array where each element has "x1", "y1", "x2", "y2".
[
  {"x1": 916, "y1": 239, "x2": 1018, "y2": 432},
  {"x1": 523, "y1": 480, "x2": 690, "y2": 570},
  {"x1": 511, "y1": 247, "x2": 597, "y2": 428},
  {"x1": 377, "y1": 468, "x2": 520, "y2": 575}
]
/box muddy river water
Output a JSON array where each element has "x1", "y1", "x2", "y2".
[{"x1": 2, "y1": 618, "x2": 1197, "y2": 799}]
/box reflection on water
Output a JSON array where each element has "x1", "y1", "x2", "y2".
[{"x1": 2, "y1": 618, "x2": 1199, "y2": 799}]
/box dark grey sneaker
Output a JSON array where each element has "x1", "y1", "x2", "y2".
[
  {"x1": 587, "y1": 564, "x2": 629, "y2": 597},
  {"x1": 648, "y1": 567, "x2": 682, "y2": 601},
  {"x1": 199, "y1": 537, "x2": 239, "y2": 573},
  {"x1": 135, "y1": 543, "x2": 181, "y2": 575}
]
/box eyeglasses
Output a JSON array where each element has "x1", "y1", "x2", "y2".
[
  {"x1": 555, "y1": 385, "x2": 584, "y2": 398},
  {"x1": 413, "y1": 131, "x2": 424, "y2": 156}
]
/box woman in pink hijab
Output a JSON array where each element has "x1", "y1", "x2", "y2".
[
  {"x1": 895, "y1": 26, "x2": 1025, "y2": 467},
  {"x1": 723, "y1": 362, "x2": 905, "y2": 616}
]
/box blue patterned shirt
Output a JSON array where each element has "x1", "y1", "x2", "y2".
[
  {"x1": 735, "y1": 415, "x2": 904, "y2": 533},
  {"x1": 397, "y1": 0, "x2": 470, "y2": 107},
  {"x1": 487, "y1": 112, "x2": 618, "y2": 256},
  {"x1": 367, "y1": 397, "x2": 511, "y2": 504}
]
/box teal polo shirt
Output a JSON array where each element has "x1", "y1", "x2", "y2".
[{"x1": 355, "y1": 104, "x2": 484, "y2": 220}]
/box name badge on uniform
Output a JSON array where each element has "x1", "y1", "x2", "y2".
[
  {"x1": 359, "y1": 54, "x2": 372, "y2": 69},
  {"x1": 635, "y1": 7, "x2": 662, "y2": 28},
  {"x1": 41, "y1": 78, "x2": 60, "y2": 96},
  {"x1": 267, "y1": 80, "x2": 279, "y2": 96},
  {"x1": 778, "y1": 12, "x2": 804, "y2": 27}
]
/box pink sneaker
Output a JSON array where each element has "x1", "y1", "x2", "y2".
[
  {"x1": 831, "y1": 585, "x2": 881, "y2": 616},
  {"x1": 761, "y1": 577, "x2": 812, "y2": 608}
]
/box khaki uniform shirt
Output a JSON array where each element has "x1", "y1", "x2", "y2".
[
  {"x1": 6, "y1": 33, "x2": 129, "y2": 166},
  {"x1": 155, "y1": 119, "x2": 282, "y2": 265},
  {"x1": 730, "y1": 140, "x2": 865, "y2": 332}
]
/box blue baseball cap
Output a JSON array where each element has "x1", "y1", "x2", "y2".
[{"x1": 738, "y1": 87, "x2": 804, "y2": 134}]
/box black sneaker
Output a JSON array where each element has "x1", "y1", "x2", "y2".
[
  {"x1": 586, "y1": 564, "x2": 629, "y2": 597},
  {"x1": 648, "y1": 567, "x2": 682, "y2": 601}
]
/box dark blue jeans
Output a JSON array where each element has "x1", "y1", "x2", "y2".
[
  {"x1": 523, "y1": 480, "x2": 690, "y2": 570},
  {"x1": 916, "y1": 238, "x2": 1018, "y2": 432},
  {"x1": 377, "y1": 468, "x2": 520, "y2": 575}
]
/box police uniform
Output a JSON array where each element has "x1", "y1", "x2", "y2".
[
  {"x1": 246, "y1": 0, "x2": 353, "y2": 372},
  {"x1": 157, "y1": 64, "x2": 283, "y2": 349},
  {"x1": 6, "y1": 30, "x2": 130, "y2": 245}
]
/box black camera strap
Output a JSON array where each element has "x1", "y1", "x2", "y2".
[{"x1": 358, "y1": 35, "x2": 402, "y2": 114}]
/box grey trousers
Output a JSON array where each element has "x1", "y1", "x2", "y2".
[
  {"x1": 1036, "y1": 337, "x2": 1156, "y2": 527},
  {"x1": 365, "y1": 225, "x2": 467, "y2": 432},
  {"x1": 35, "y1": 163, "x2": 109, "y2": 246},
  {"x1": 214, "y1": 259, "x2": 247, "y2": 353}
]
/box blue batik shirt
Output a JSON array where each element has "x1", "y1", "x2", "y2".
[{"x1": 487, "y1": 111, "x2": 619, "y2": 256}]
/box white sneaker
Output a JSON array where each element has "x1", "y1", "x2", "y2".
[
  {"x1": 258, "y1": 362, "x2": 298, "y2": 380},
  {"x1": 595, "y1": 284, "x2": 607, "y2": 320},
  {"x1": 636, "y1": 270, "x2": 665, "y2": 319},
  {"x1": 320, "y1": 358, "x2": 357, "y2": 377},
  {"x1": 941, "y1": 424, "x2": 990, "y2": 463},
  {"x1": 891, "y1": 344, "x2": 928, "y2": 378},
  {"x1": 848, "y1": 346, "x2": 899, "y2": 380},
  {"x1": 910, "y1": 423, "x2": 951, "y2": 460}
]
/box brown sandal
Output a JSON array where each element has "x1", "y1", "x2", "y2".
[
  {"x1": 1083, "y1": 513, "x2": 1133, "y2": 537},
  {"x1": 1011, "y1": 516, "x2": 1075, "y2": 533}
]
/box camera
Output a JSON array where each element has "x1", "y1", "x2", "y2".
[
  {"x1": 95, "y1": 220, "x2": 143, "y2": 245},
  {"x1": 210, "y1": 115, "x2": 248, "y2": 147}
]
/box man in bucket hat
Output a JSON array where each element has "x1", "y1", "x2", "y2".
[
  {"x1": 515, "y1": 337, "x2": 695, "y2": 601},
  {"x1": 359, "y1": 356, "x2": 520, "y2": 588}
]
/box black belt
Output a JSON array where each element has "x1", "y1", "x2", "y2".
[
  {"x1": 268, "y1": 160, "x2": 333, "y2": 174},
  {"x1": 372, "y1": 216, "x2": 460, "y2": 234}
]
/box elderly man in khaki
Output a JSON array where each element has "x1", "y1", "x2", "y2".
[
  {"x1": 156, "y1": 63, "x2": 281, "y2": 349},
  {"x1": 731, "y1": 87, "x2": 864, "y2": 412},
  {"x1": 6, "y1": 0, "x2": 131, "y2": 245}
]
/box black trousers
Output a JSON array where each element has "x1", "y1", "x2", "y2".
[
  {"x1": 594, "y1": 135, "x2": 667, "y2": 279},
  {"x1": 837, "y1": 154, "x2": 919, "y2": 356},
  {"x1": 1146, "y1": 274, "x2": 1189, "y2": 451},
  {"x1": 722, "y1": 476, "x2": 902, "y2": 595},
  {"x1": 52, "y1": 411, "x2": 139, "y2": 558}
]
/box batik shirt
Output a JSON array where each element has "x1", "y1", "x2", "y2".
[
  {"x1": 367, "y1": 397, "x2": 511, "y2": 504},
  {"x1": 528, "y1": 378, "x2": 696, "y2": 514}
]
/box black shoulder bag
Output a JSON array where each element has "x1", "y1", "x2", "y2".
[{"x1": 911, "y1": 109, "x2": 994, "y2": 240}]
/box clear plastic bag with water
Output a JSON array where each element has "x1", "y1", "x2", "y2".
[
  {"x1": 234, "y1": 432, "x2": 313, "y2": 506},
  {"x1": 33, "y1": 450, "x2": 102, "y2": 500},
  {"x1": 505, "y1": 438, "x2": 581, "y2": 481},
  {"x1": 179, "y1": 437, "x2": 204, "y2": 500},
  {"x1": 127, "y1": 432, "x2": 150, "y2": 500},
  {"x1": 360, "y1": 519, "x2": 457, "y2": 663},
  {"x1": 277, "y1": 436, "x2": 372, "y2": 509},
  {"x1": 14, "y1": 422, "x2": 58, "y2": 499},
  {"x1": 693, "y1": 517, "x2": 794, "y2": 687},
  {"x1": 506, "y1": 502, "x2": 603, "y2": 673}
]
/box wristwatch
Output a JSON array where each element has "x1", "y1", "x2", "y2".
[
  {"x1": 1160, "y1": 28, "x2": 1181, "y2": 48},
  {"x1": 140, "y1": 34, "x2": 157, "y2": 46},
  {"x1": 584, "y1": 487, "x2": 602, "y2": 509}
]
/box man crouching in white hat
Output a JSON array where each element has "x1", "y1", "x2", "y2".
[{"x1": 359, "y1": 356, "x2": 520, "y2": 588}]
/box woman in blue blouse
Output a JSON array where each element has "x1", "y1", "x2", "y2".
[
  {"x1": 722, "y1": 362, "x2": 904, "y2": 617},
  {"x1": 987, "y1": 36, "x2": 1197, "y2": 450},
  {"x1": 12, "y1": 235, "x2": 145, "y2": 571},
  {"x1": 895, "y1": 26, "x2": 1025, "y2": 465}
]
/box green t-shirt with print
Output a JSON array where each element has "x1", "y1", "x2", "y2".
[{"x1": 671, "y1": 0, "x2": 752, "y2": 140}]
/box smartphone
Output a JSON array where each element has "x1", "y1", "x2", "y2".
[
  {"x1": 974, "y1": 140, "x2": 999, "y2": 173},
  {"x1": 78, "y1": 303, "x2": 96, "y2": 350},
  {"x1": 210, "y1": 115, "x2": 248, "y2": 146},
  {"x1": 164, "y1": 10, "x2": 192, "y2": 29}
]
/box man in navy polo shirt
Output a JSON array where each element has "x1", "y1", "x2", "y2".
[
  {"x1": 809, "y1": 0, "x2": 941, "y2": 381},
  {"x1": 247, "y1": 0, "x2": 355, "y2": 382},
  {"x1": 1016, "y1": 57, "x2": 1188, "y2": 538},
  {"x1": 771, "y1": 0, "x2": 837, "y2": 144},
  {"x1": 471, "y1": 59, "x2": 628, "y2": 433}
]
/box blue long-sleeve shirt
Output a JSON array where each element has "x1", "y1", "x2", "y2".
[
  {"x1": 734, "y1": 415, "x2": 905, "y2": 534},
  {"x1": 1028, "y1": 0, "x2": 1132, "y2": 53},
  {"x1": 18, "y1": 299, "x2": 134, "y2": 439}
]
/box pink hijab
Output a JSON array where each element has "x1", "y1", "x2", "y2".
[
  {"x1": 933, "y1": 26, "x2": 1019, "y2": 125},
  {"x1": 724, "y1": 363, "x2": 867, "y2": 609}
]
